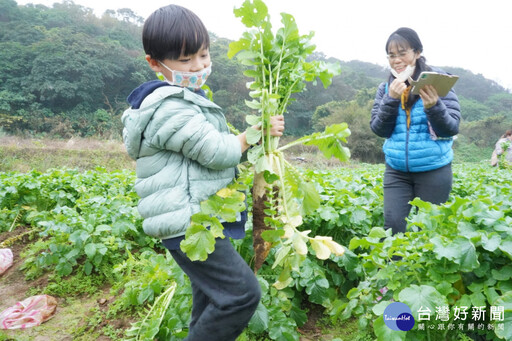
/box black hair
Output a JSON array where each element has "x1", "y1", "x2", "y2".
[
  {"x1": 142, "y1": 5, "x2": 210, "y2": 61},
  {"x1": 386, "y1": 27, "x2": 431, "y2": 108}
]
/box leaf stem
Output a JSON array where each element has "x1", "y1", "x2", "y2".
[
  {"x1": 275, "y1": 152, "x2": 290, "y2": 219},
  {"x1": 278, "y1": 79, "x2": 299, "y2": 116},
  {"x1": 277, "y1": 132, "x2": 338, "y2": 152},
  {"x1": 259, "y1": 29, "x2": 267, "y2": 90},
  {"x1": 274, "y1": 27, "x2": 287, "y2": 95},
  {"x1": 9, "y1": 209, "x2": 22, "y2": 232}
]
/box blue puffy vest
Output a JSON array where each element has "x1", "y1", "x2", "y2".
[{"x1": 383, "y1": 85, "x2": 453, "y2": 172}]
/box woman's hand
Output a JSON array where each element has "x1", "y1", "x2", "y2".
[
  {"x1": 419, "y1": 85, "x2": 439, "y2": 109},
  {"x1": 388, "y1": 79, "x2": 408, "y2": 99}
]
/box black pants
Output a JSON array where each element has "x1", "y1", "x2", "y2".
[
  {"x1": 169, "y1": 237, "x2": 261, "y2": 341},
  {"x1": 383, "y1": 163, "x2": 452, "y2": 234}
]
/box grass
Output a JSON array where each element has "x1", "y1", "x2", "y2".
[
  {"x1": 0, "y1": 135, "x2": 354, "y2": 173},
  {"x1": 0, "y1": 136, "x2": 135, "y2": 172}
]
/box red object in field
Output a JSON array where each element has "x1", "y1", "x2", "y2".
[
  {"x1": 0, "y1": 295, "x2": 58, "y2": 329},
  {"x1": 0, "y1": 248, "x2": 13, "y2": 275}
]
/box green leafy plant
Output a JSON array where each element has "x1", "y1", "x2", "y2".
[
  {"x1": 112, "y1": 250, "x2": 184, "y2": 310},
  {"x1": 5, "y1": 168, "x2": 153, "y2": 279},
  {"x1": 2, "y1": 162, "x2": 512, "y2": 340},
  {"x1": 181, "y1": 0, "x2": 350, "y2": 292},
  {"x1": 125, "y1": 282, "x2": 177, "y2": 341},
  {"x1": 338, "y1": 170, "x2": 512, "y2": 341},
  {"x1": 496, "y1": 140, "x2": 512, "y2": 169}
]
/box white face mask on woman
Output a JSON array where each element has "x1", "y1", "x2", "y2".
[
  {"x1": 391, "y1": 64, "x2": 415, "y2": 82},
  {"x1": 159, "y1": 61, "x2": 212, "y2": 89}
]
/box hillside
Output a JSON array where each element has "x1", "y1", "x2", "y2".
[{"x1": 1, "y1": 0, "x2": 511, "y2": 163}]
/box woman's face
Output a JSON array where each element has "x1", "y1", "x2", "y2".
[{"x1": 387, "y1": 43, "x2": 421, "y2": 74}]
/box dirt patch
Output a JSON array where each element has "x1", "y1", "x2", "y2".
[
  {"x1": 0, "y1": 227, "x2": 133, "y2": 340},
  {"x1": 1, "y1": 296, "x2": 99, "y2": 341},
  {"x1": 0, "y1": 228, "x2": 86, "y2": 340},
  {"x1": 298, "y1": 303, "x2": 326, "y2": 341},
  {"x1": 0, "y1": 227, "x2": 38, "y2": 310}
]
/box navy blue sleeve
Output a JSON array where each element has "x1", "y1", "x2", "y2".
[
  {"x1": 424, "y1": 88, "x2": 461, "y2": 137},
  {"x1": 370, "y1": 82, "x2": 400, "y2": 138}
]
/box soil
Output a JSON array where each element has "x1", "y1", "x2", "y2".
[
  {"x1": 0, "y1": 227, "x2": 127, "y2": 341},
  {"x1": 298, "y1": 304, "x2": 327, "y2": 341},
  {"x1": 0, "y1": 228, "x2": 38, "y2": 309}
]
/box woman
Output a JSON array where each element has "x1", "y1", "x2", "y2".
[
  {"x1": 370, "y1": 27, "x2": 461, "y2": 235},
  {"x1": 491, "y1": 129, "x2": 512, "y2": 166}
]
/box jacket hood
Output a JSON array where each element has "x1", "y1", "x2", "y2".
[
  {"x1": 127, "y1": 80, "x2": 170, "y2": 109},
  {"x1": 127, "y1": 80, "x2": 208, "y2": 109},
  {"x1": 121, "y1": 81, "x2": 220, "y2": 160}
]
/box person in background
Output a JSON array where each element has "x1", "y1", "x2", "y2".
[
  {"x1": 491, "y1": 129, "x2": 512, "y2": 166},
  {"x1": 121, "y1": 5, "x2": 285, "y2": 340},
  {"x1": 370, "y1": 27, "x2": 461, "y2": 235}
]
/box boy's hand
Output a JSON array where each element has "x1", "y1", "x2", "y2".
[
  {"x1": 269, "y1": 115, "x2": 285, "y2": 136},
  {"x1": 238, "y1": 115, "x2": 285, "y2": 153}
]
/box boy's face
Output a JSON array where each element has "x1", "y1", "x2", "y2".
[{"x1": 148, "y1": 47, "x2": 211, "y2": 82}]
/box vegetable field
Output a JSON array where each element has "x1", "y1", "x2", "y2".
[
  {"x1": 1, "y1": 1, "x2": 511, "y2": 340},
  {"x1": 1, "y1": 162, "x2": 511, "y2": 340}
]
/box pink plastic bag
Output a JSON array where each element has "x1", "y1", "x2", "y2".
[
  {"x1": 0, "y1": 248, "x2": 13, "y2": 275},
  {"x1": 0, "y1": 295, "x2": 57, "y2": 329}
]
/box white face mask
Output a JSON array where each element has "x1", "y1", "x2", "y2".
[
  {"x1": 159, "y1": 61, "x2": 212, "y2": 89},
  {"x1": 391, "y1": 64, "x2": 415, "y2": 82}
]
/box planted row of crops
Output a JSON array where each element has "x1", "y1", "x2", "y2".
[
  {"x1": 1, "y1": 163, "x2": 511, "y2": 340},
  {"x1": 2, "y1": 2, "x2": 512, "y2": 339}
]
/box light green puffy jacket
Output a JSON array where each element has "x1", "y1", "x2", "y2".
[{"x1": 122, "y1": 86, "x2": 242, "y2": 239}]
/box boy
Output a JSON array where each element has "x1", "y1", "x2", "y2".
[{"x1": 122, "y1": 4, "x2": 284, "y2": 340}]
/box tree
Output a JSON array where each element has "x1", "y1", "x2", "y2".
[
  {"x1": 484, "y1": 93, "x2": 512, "y2": 119},
  {"x1": 313, "y1": 97, "x2": 384, "y2": 163},
  {"x1": 0, "y1": 0, "x2": 509, "y2": 142},
  {"x1": 0, "y1": 0, "x2": 19, "y2": 22},
  {"x1": 444, "y1": 66, "x2": 507, "y2": 102},
  {"x1": 459, "y1": 115, "x2": 512, "y2": 148},
  {"x1": 0, "y1": 1, "x2": 149, "y2": 136},
  {"x1": 208, "y1": 37, "x2": 253, "y2": 131},
  {"x1": 106, "y1": 8, "x2": 144, "y2": 26},
  {"x1": 458, "y1": 97, "x2": 492, "y2": 121}
]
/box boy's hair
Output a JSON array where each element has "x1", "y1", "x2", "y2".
[{"x1": 143, "y1": 5, "x2": 210, "y2": 61}]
